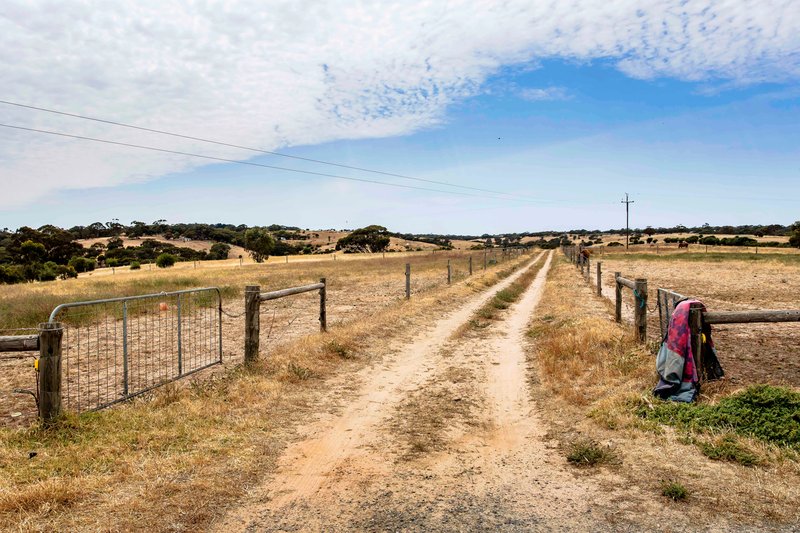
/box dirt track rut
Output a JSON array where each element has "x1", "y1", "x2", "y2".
[{"x1": 212, "y1": 251, "x2": 674, "y2": 531}]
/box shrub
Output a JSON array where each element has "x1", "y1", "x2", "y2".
[
  {"x1": 54, "y1": 265, "x2": 77, "y2": 280},
  {"x1": 106, "y1": 258, "x2": 119, "y2": 268},
  {"x1": 607, "y1": 241, "x2": 623, "y2": 247},
  {"x1": 39, "y1": 262, "x2": 58, "y2": 281},
  {"x1": 68, "y1": 256, "x2": 96, "y2": 273},
  {"x1": 0, "y1": 264, "x2": 25, "y2": 284},
  {"x1": 156, "y1": 253, "x2": 177, "y2": 268},
  {"x1": 129, "y1": 261, "x2": 141, "y2": 270}
]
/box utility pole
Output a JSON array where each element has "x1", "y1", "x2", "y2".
[{"x1": 621, "y1": 193, "x2": 634, "y2": 249}]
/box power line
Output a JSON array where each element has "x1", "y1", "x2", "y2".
[
  {"x1": 0, "y1": 122, "x2": 550, "y2": 203},
  {"x1": 0, "y1": 98, "x2": 536, "y2": 201}
]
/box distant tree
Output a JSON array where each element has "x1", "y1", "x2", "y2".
[
  {"x1": 644, "y1": 226, "x2": 656, "y2": 236},
  {"x1": 335, "y1": 225, "x2": 391, "y2": 253},
  {"x1": 68, "y1": 256, "x2": 96, "y2": 273},
  {"x1": 107, "y1": 236, "x2": 124, "y2": 250},
  {"x1": 156, "y1": 253, "x2": 176, "y2": 268},
  {"x1": 208, "y1": 242, "x2": 231, "y2": 260},
  {"x1": 244, "y1": 228, "x2": 275, "y2": 263},
  {"x1": 20, "y1": 240, "x2": 46, "y2": 262},
  {"x1": 788, "y1": 221, "x2": 800, "y2": 248}
]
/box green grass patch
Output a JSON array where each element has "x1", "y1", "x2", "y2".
[
  {"x1": 639, "y1": 385, "x2": 800, "y2": 450},
  {"x1": 698, "y1": 434, "x2": 761, "y2": 466},
  {"x1": 491, "y1": 298, "x2": 510, "y2": 310},
  {"x1": 661, "y1": 480, "x2": 689, "y2": 501}
]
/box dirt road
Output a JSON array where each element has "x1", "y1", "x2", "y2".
[{"x1": 212, "y1": 251, "x2": 678, "y2": 531}]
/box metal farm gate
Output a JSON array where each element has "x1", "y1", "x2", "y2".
[{"x1": 49, "y1": 287, "x2": 222, "y2": 412}]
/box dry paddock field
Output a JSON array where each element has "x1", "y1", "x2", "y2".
[
  {"x1": 588, "y1": 245, "x2": 800, "y2": 391},
  {"x1": 0, "y1": 248, "x2": 516, "y2": 427}
]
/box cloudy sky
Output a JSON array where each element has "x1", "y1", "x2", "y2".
[{"x1": 1, "y1": 0, "x2": 799, "y2": 234}]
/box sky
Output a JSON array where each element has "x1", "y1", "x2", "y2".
[{"x1": 1, "y1": 0, "x2": 799, "y2": 235}]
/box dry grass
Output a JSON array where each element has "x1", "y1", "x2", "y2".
[
  {"x1": 526, "y1": 255, "x2": 800, "y2": 525},
  {"x1": 0, "y1": 251, "x2": 534, "y2": 532},
  {"x1": 463, "y1": 254, "x2": 546, "y2": 332},
  {"x1": 0, "y1": 249, "x2": 499, "y2": 331},
  {"x1": 595, "y1": 249, "x2": 800, "y2": 389}
]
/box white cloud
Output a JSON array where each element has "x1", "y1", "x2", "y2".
[
  {"x1": 518, "y1": 87, "x2": 572, "y2": 101},
  {"x1": 0, "y1": 0, "x2": 798, "y2": 207}
]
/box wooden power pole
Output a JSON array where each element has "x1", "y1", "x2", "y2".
[{"x1": 621, "y1": 193, "x2": 634, "y2": 249}]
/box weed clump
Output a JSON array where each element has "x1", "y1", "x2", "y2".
[
  {"x1": 566, "y1": 438, "x2": 617, "y2": 467},
  {"x1": 324, "y1": 340, "x2": 353, "y2": 359},
  {"x1": 286, "y1": 362, "x2": 313, "y2": 382},
  {"x1": 660, "y1": 480, "x2": 689, "y2": 501}
]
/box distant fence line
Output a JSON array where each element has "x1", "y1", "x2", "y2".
[
  {"x1": 1, "y1": 247, "x2": 533, "y2": 422},
  {"x1": 561, "y1": 244, "x2": 800, "y2": 383}
]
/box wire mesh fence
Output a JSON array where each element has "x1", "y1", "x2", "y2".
[{"x1": 50, "y1": 287, "x2": 222, "y2": 412}]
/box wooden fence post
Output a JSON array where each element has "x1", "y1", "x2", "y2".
[
  {"x1": 244, "y1": 285, "x2": 260, "y2": 363},
  {"x1": 484, "y1": 251, "x2": 487, "y2": 270},
  {"x1": 614, "y1": 272, "x2": 622, "y2": 323},
  {"x1": 585, "y1": 257, "x2": 590, "y2": 281},
  {"x1": 596, "y1": 261, "x2": 602, "y2": 296},
  {"x1": 447, "y1": 259, "x2": 452, "y2": 284},
  {"x1": 689, "y1": 304, "x2": 704, "y2": 382},
  {"x1": 634, "y1": 278, "x2": 648, "y2": 342},
  {"x1": 38, "y1": 322, "x2": 63, "y2": 422},
  {"x1": 469, "y1": 256, "x2": 473, "y2": 276},
  {"x1": 319, "y1": 278, "x2": 327, "y2": 332},
  {"x1": 405, "y1": 263, "x2": 411, "y2": 299}
]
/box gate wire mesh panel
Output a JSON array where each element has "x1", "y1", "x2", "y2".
[
  {"x1": 51, "y1": 288, "x2": 222, "y2": 412},
  {"x1": 657, "y1": 288, "x2": 688, "y2": 340}
]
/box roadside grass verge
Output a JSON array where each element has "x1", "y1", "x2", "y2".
[
  {"x1": 0, "y1": 251, "x2": 534, "y2": 531},
  {"x1": 526, "y1": 255, "x2": 800, "y2": 523}
]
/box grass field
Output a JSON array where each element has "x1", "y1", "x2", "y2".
[
  {"x1": 592, "y1": 249, "x2": 800, "y2": 389},
  {"x1": 0, "y1": 248, "x2": 521, "y2": 426},
  {"x1": 0, "y1": 250, "x2": 534, "y2": 531}
]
